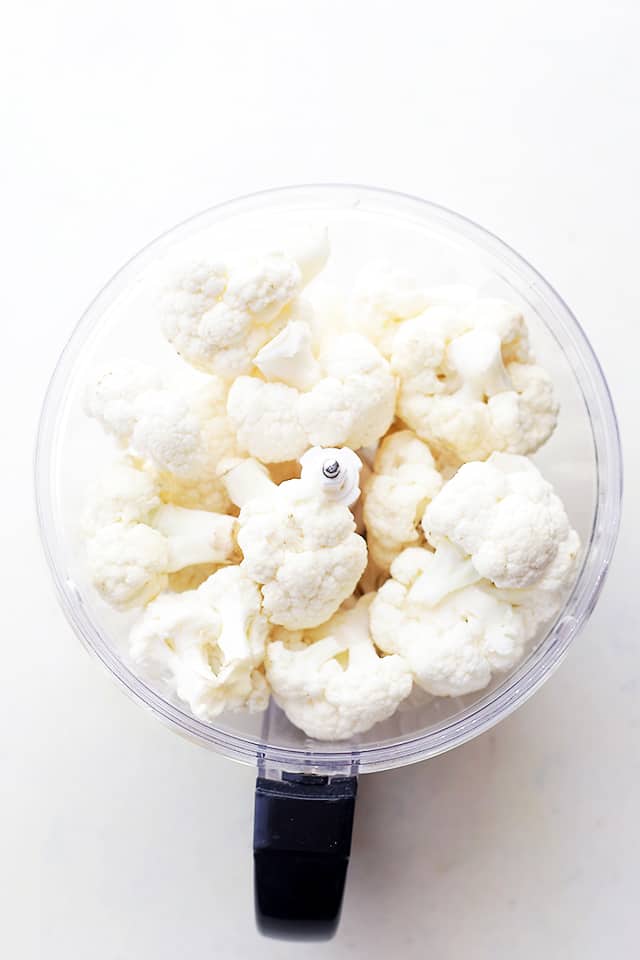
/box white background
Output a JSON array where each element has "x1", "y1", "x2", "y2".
[{"x1": 3, "y1": 1, "x2": 638, "y2": 957}]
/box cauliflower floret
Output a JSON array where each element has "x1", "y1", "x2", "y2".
[
  {"x1": 370, "y1": 547, "x2": 527, "y2": 696},
  {"x1": 391, "y1": 300, "x2": 558, "y2": 462},
  {"x1": 226, "y1": 378, "x2": 308, "y2": 463},
  {"x1": 347, "y1": 261, "x2": 477, "y2": 356},
  {"x1": 130, "y1": 567, "x2": 269, "y2": 721},
  {"x1": 151, "y1": 378, "x2": 239, "y2": 512},
  {"x1": 369, "y1": 454, "x2": 580, "y2": 696},
  {"x1": 237, "y1": 473, "x2": 367, "y2": 630},
  {"x1": 160, "y1": 239, "x2": 327, "y2": 379},
  {"x1": 423, "y1": 452, "x2": 579, "y2": 589},
  {"x1": 490, "y1": 361, "x2": 559, "y2": 457},
  {"x1": 299, "y1": 334, "x2": 396, "y2": 449},
  {"x1": 84, "y1": 358, "x2": 162, "y2": 438},
  {"x1": 418, "y1": 454, "x2": 582, "y2": 634},
  {"x1": 499, "y1": 528, "x2": 581, "y2": 636},
  {"x1": 129, "y1": 389, "x2": 202, "y2": 475},
  {"x1": 363, "y1": 430, "x2": 443, "y2": 570},
  {"x1": 266, "y1": 595, "x2": 412, "y2": 739},
  {"x1": 228, "y1": 334, "x2": 395, "y2": 463},
  {"x1": 83, "y1": 459, "x2": 161, "y2": 532},
  {"x1": 224, "y1": 254, "x2": 301, "y2": 317},
  {"x1": 84, "y1": 462, "x2": 238, "y2": 609},
  {"x1": 87, "y1": 522, "x2": 170, "y2": 610},
  {"x1": 85, "y1": 361, "x2": 238, "y2": 511},
  {"x1": 222, "y1": 447, "x2": 363, "y2": 515},
  {"x1": 347, "y1": 263, "x2": 429, "y2": 355},
  {"x1": 462, "y1": 297, "x2": 532, "y2": 364}
]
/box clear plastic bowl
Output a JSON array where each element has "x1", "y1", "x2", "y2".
[{"x1": 35, "y1": 184, "x2": 622, "y2": 775}]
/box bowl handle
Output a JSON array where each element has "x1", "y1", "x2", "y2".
[{"x1": 253, "y1": 772, "x2": 358, "y2": 940}]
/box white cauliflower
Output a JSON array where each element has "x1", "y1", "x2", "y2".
[
  {"x1": 299, "y1": 333, "x2": 396, "y2": 449},
  {"x1": 370, "y1": 547, "x2": 527, "y2": 697},
  {"x1": 370, "y1": 454, "x2": 580, "y2": 696},
  {"x1": 81, "y1": 235, "x2": 578, "y2": 734},
  {"x1": 84, "y1": 462, "x2": 237, "y2": 609},
  {"x1": 222, "y1": 447, "x2": 363, "y2": 513},
  {"x1": 228, "y1": 333, "x2": 396, "y2": 463},
  {"x1": 391, "y1": 299, "x2": 558, "y2": 462},
  {"x1": 423, "y1": 453, "x2": 579, "y2": 590},
  {"x1": 363, "y1": 430, "x2": 443, "y2": 570},
  {"x1": 82, "y1": 458, "x2": 162, "y2": 532},
  {"x1": 347, "y1": 263, "x2": 429, "y2": 356},
  {"x1": 87, "y1": 523, "x2": 171, "y2": 610},
  {"x1": 84, "y1": 358, "x2": 162, "y2": 437},
  {"x1": 253, "y1": 319, "x2": 322, "y2": 390},
  {"x1": 85, "y1": 360, "x2": 238, "y2": 511},
  {"x1": 218, "y1": 456, "x2": 280, "y2": 509},
  {"x1": 499, "y1": 530, "x2": 582, "y2": 636},
  {"x1": 130, "y1": 567, "x2": 269, "y2": 721},
  {"x1": 347, "y1": 261, "x2": 477, "y2": 356},
  {"x1": 237, "y1": 469, "x2": 367, "y2": 630},
  {"x1": 226, "y1": 378, "x2": 309, "y2": 463},
  {"x1": 160, "y1": 233, "x2": 328, "y2": 379},
  {"x1": 423, "y1": 452, "x2": 580, "y2": 634},
  {"x1": 266, "y1": 595, "x2": 412, "y2": 740}
]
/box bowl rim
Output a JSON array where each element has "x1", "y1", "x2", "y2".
[{"x1": 35, "y1": 183, "x2": 623, "y2": 774}]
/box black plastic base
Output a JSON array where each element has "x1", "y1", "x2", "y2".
[{"x1": 253, "y1": 774, "x2": 358, "y2": 941}]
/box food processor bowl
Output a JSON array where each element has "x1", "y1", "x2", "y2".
[{"x1": 35, "y1": 185, "x2": 622, "y2": 939}]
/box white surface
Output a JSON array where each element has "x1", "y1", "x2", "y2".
[{"x1": 2, "y1": 1, "x2": 637, "y2": 956}]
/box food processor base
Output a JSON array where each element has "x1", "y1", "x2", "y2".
[{"x1": 253, "y1": 773, "x2": 358, "y2": 940}]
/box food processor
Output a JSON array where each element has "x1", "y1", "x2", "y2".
[{"x1": 35, "y1": 185, "x2": 622, "y2": 940}]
